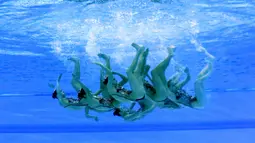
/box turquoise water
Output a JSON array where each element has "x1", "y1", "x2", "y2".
[{"x1": 0, "y1": 0, "x2": 255, "y2": 142}]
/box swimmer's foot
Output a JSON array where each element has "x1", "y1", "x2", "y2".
[
  {"x1": 68, "y1": 57, "x2": 79, "y2": 63},
  {"x1": 131, "y1": 43, "x2": 145, "y2": 51},
  {"x1": 143, "y1": 48, "x2": 149, "y2": 57},
  {"x1": 98, "y1": 53, "x2": 110, "y2": 61},
  {"x1": 167, "y1": 45, "x2": 176, "y2": 57}
]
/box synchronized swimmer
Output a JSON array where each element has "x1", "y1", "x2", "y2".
[{"x1": 49, "y1": 42, "x2": 214, "y2": 121}]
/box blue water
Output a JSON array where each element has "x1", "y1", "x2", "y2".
[{"x1": 1, "y1": 0, "x2": 255, "y2": 142}]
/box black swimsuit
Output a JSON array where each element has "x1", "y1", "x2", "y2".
[{"x1": 135, "y1": 95, "x2": 145, "y2": 101}]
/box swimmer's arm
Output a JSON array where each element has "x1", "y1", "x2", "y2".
[
  {"x1": 146, "y1": 74, "x2": 153, "y2": 84},
  {"x1": 112, "y1": 71, "x2": 128, "y2": 86},
  {"x1": 63, "y1": 101, "x2": 87, "y2": 108},
  {"x1": 176, "y1": 67, "x2": 191, "y2": 89},
  {"x1": 99, "y1": 69, "x2": 105, "y2": 88},
  {"x1": 85, "y1": 106, "x2": 99, "y2": 121},
  {"x1": 48, "y1": 83, "x2": 55, "y2": 88},
  {"x1": 143, "y1": 65, "x2": 153, "y2": 83}
]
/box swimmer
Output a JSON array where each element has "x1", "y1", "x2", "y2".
[
  {"x1": 144, "y1": 45, "x2": 214, "y2": 109},
  {"x1": 65, "y1": 57, "x2": 119, "y2": 121},
  {"x1": 96, "y1": 53, "x2": 132, "y2": 104},
  {"x1": 167, "y1": 65, "x2": 191, "y2": 92},
  {"x1": 94, "y1": 43, "x2": 156, "y2": 121},
  {"x1": 97, "y1": 53, "x2": 129, "y2": 108},
  {"x1": 48, "y1": 73, "x2": 83, "y2": 110},
  {"x1": 49, "y1": 73, "x2": 112, "y2": 121},
  {"x1": 167, "y1": 48, "x2": 215, "y2": 108},
  {"x1": 96, "y1": 54, "x2": 142, "y2": 121},
  {"x1": 133, "y1": 45, "x2": 180, "y2": 110}
]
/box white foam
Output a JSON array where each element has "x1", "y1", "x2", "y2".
[
  {"x1": 3, "y1": 0, "x2": 63, "y2": 7},
  {"x1": 0, "y1": 49, "x2": 44, "y2": 57},
  {"x1": 1, "y1": 0, "x2": 254, "y2": 67}
]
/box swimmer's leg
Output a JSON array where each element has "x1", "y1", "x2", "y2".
[
  {"x1": 55, "y1": 73, "x2": 63, "y2": 92},
  {"x1": 93, "y1": 62, "x2": 115, "y2": 93},
  {"x1": 98, "y1": 53, "x2": 111, "y2": 70},
  {"x1": 131, "y1": 43, "x2": 144, "y2": 51},
  {"x1": 85, "y1": 106, "x2": 99, "y2": 121},
  {"x1": 176, "y1": 67, "x2": 191, "y2": 89},
  {"x1": 151, "y1": 46, "x2": 175, "y2": 84},
  {"x1": 68, "y1": 57, "x2": 82, "y2": 92},
  {"x1": 143, "y1": 65, "x2": 152, "y2": 82},
  {"x1": 151, "y1": 47, "x2": 176, "y2": 101},
  {"x1": 126, "y1": 45, "x2": 144, "y2": 73},
  {"x1": 68, "y1": 57, "x2": 80, "y2": 80},
  {"x1": 143, "y1": 65, "x2": 150, "y2": 77},
  {"x1": 131, "y1": 43, "x2": 149, "y2": 76},
  {"x1": 135, "y1": 48, "x2": 149, "y2": 75},
  {"x1": 97, "y1": 53, "x2": 110, "y2": 89},
  {"x1": 196, "y1": 47, "x2": 215, "y2": 79},
  {"x1": 68, "y1": 58, "x2": 91, "y2": 94},
  {"x1": 94, "y1": 63, "x2": 128, "y2": 103},
  {"x1": 192, "y1": 60, "x2": 213, "y2": 108}
]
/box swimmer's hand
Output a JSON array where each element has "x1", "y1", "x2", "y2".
[
  {"x1": 48, "y1": 83, "x2": 55, "y2": 88},
  {"x1": 94, "y1": 116, "x2": 99, "y2": 122}
]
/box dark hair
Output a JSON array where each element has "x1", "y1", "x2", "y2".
[
  {"x1": 52, "y1": 90, "x2": 58, "y2": 99},
  {"x1": 116, "y1": 87, "x2": 132, "y2": 95},
  {"x1": 78, "y1": 88, "x2": 86, "y2": 100},
  {"x1": 144, "y1": 82, "x2": 156, "y2": 94},
  {"x1": 103, "y1": 77, "x2": 108, "y2": 85},
  {"x1": 113, "y1": 108, "x2": 121, "y2": 116}
]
